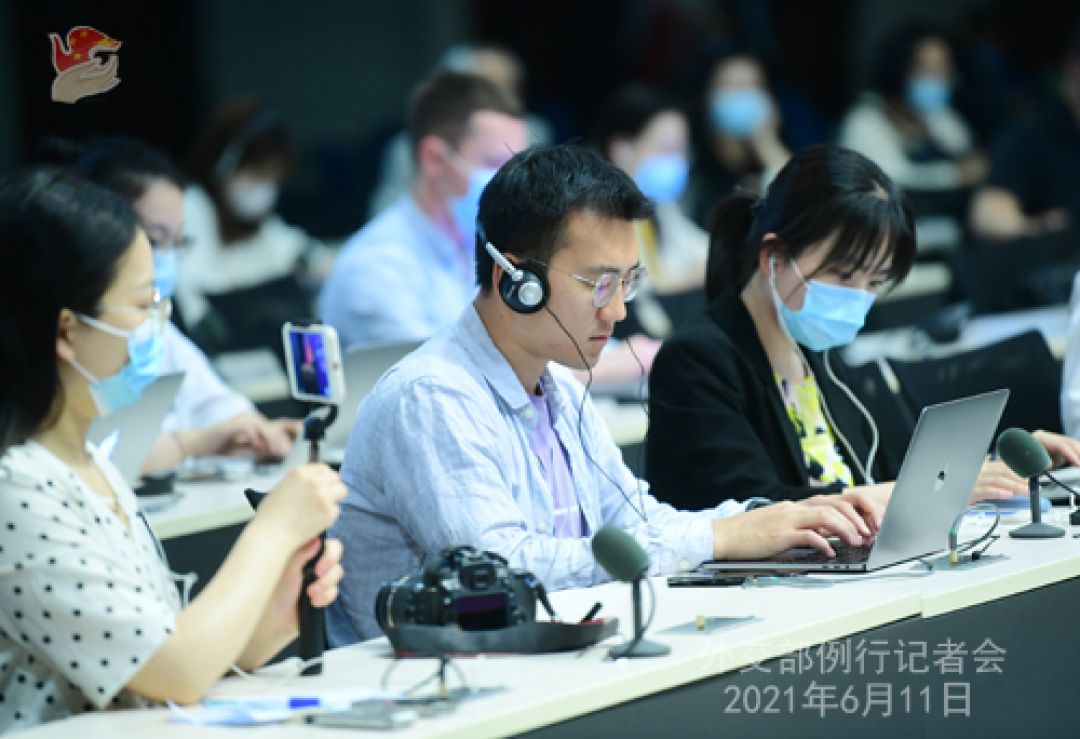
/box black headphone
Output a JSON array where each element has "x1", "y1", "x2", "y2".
[{"x1": 484, "y1": 240, "x2": 549, "y2": 314}]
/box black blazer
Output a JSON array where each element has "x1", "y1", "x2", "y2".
[{"x1": 646, "y1": 289, "x2": 888, "y2": 510}]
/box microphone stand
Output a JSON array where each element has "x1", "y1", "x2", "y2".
[
  {"x1": 609, "y1": 578, "x2": 669, "y2": 659},
  {"x1": 297, "y1": 404, "x2": 338, "y2": 674},
  {"x1": 1009, "y1": 474, "x2": 1065, "y2": 539}
]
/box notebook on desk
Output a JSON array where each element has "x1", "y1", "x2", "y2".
[
  {"x1": 89, "y1": 372, "x2": 185, "y2": 487},
  {"x1": 700, "y1": 388, "x2": 1009, "y2": 574}
]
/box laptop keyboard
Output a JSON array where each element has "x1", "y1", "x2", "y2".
[{"x1": 775, "y1": 543, "x2": 872, "y2": 566}]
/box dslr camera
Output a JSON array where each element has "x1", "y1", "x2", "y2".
[{"x1": 375, "y1": 546, "x2": 547, "y2": 633}]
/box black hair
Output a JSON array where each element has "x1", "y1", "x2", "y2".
[
  {"x1": 475, "y1": 144, "x2": 654, "y2": 291},
  {"x1": 0, "y1": 167, "x2": 138, "y2": 453},
  {"x1": 37, "y1": 135, "x2": 184, "y2": 202},
  {"x1": 705, "y1": 145, "x2": 915, "y2": 301},
  {"x1": 871, "y1": 23, "x2": 952, "y2": 102},
  {"x1": 592, "y1": 84, "x2": 683, "y2": 154}
]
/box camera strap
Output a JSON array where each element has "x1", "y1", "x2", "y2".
[{"x1": 385, "y1": 618, "x2": 619, "y2": 658}]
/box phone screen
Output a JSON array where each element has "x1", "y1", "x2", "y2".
[{"x1": 287, "y1": 328, "x2": 335, "y2": 401}]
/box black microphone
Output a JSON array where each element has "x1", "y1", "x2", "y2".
[
  {"x1": 996, "y1": 427, "x2": 1064, "y2": 539},
  {"x1": 591, "y1": 526, "x2": 669, "y2": 658}
]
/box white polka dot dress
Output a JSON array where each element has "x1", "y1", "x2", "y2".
[{"x1": 0, "y1": 441, "x2": 180, "y2": 731}]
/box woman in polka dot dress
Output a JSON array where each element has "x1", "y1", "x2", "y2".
[{"x1": 0, "y1": 168, "x2": 347, "y2": 731}]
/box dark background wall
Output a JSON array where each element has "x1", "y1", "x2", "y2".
[{"x1": 2, "y1": 0, "x2": 1077, "y2": 237}]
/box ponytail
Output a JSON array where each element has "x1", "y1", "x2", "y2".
[{"x1": 705, "y1": 191, "x2": 760, "y2": 301}]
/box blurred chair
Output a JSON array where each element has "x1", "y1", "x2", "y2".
[
  {"x1": 196, "y1": 275, "x2": 316, "y2": 364},
  {"x1": 886, "y1": 330, "x2": 1063, "y2": 439},
  {"x1": 949, "y1": 229, "x2": 1080, "y2": 314},
  {"x1": 863, "y1": 262, "x2": 953, "y2": 332}
]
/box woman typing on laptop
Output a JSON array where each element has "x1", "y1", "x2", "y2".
[
  {"x1": 0, "y1": 169, "x2": 345, "y2": 731},
  {"x1": 646, "y1": 145, "x2": 1080, "y2": 511}
]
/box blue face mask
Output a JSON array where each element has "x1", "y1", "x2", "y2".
[
  {"x1": 69, "y1": 314, "x2": 165, "y2": 416},
  {"x1": 710, "y1": 89, "x2": 770, "y2": 139},
  {"x1": 633, "y1": 154, "x2": 689, "y2": 204},
  {"x1": 449, "y1": 167, "x2": 498, "y2": 247},
  {"x1": 770, "y1": 257, "x2": 876, "y2": 351},
  {"x1": 152, "y1": 249, "x2": 179, "y2": 299},
  {"x1": 906, "y1": 76, "x2": 950, "y2": 113}
]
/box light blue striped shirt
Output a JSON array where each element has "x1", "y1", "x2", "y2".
[
  {"x1": 318, "y1": 193, "x2": 477, "y2": 351},
  {"x1": 326, "y1": 305, "x2": 747, "y2": 644}
]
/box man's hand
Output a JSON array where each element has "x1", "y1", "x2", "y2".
[{"x1": 711, "y1": 499, "x2": 873, "y2": 561}]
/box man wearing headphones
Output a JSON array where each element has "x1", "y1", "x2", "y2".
[
  {"x1": 320, "y1": 71, "x2": 527, "y2": 350},
  {"x1": 327, "y1": 145, "x2": 883, "y2": 644}
]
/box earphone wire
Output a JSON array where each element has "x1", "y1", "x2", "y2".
[
  {"x1": 624, "y1": 338, "x2": 650, "y2": 420},
  {"x1": 622, "y1": 336, "x2": 651, "y2": 488},
  {"x1": 790, "y1": 342, "x2": 877, "y2": 486},
  {"x1": 822, "y1": 348, "x2": 879, "y2": 484},
  {"x1": 769, "y1": 256, "x2": 876, "y2": 485},
  {"x1": 1043, "y1": 470, "x2": 1080, "y2": 504},
  {"x1": 543, "y1": 306, "x2": 648, "y2": 522}
]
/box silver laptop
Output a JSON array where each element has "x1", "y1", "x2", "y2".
[
  {"x1": 88, "y1": 372, "x2": 185, "y2": 486},
  {"x1": 702, "y1": 388, "x2": 1009, "y2": 574},
  {"x1": 323, "y1": 340, "x2": 422, "y2": 455}
]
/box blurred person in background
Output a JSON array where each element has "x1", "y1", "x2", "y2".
[
  {"x1": 685, "y1": 51, "x2": 791, "y2": 229},
  {"x1": 182, "y1": 101, "x2": 331, "y2": 357},
  {"x1": 970, "y1": 19, "x2": 1080, "y2": 242},
  {"x1": 587, "y1": 84, "x2": 704, "y2": 382},
  {"x1": 839, "y1": 25, "x2": 987, "y2": 198},
  {"x1": 320, "y1": 72, "x2": 527, "y2": 350},
  {"x1": 367, "y1": 42, "x2": 552, "y2": 218}
]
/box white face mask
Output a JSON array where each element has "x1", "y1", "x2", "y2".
[{"x1": 225, "y1": 179, "x2": 278, "y2": 221}]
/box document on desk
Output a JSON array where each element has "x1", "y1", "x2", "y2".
[{"x1": 167, "y1": 687, "x2": 400, "y2": 726}]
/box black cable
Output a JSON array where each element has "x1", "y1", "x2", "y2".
[
  {"x1": 379, "y1": 656, "x2": 468, "y2": 699},
  {"x1": 1043, "y1": 470, "x2": 1080, "y2": 502},
  {"x1": 543, "y1": 306, "x2": 648, "y2": 522},
  {"x1": 948, "y1": 503, "x2": 1001, "y2": 566},
  {"x1": 623, "y1": 338, "x2": 650, "y2": 420},
  {"x1": 623, "y1": 336, "x2": 651, "y2": 487}
]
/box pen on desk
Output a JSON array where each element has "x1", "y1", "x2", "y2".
[
  {"x1": 579, "y1": 602, "x2": 602, "y2": 623},
  {"x1": 203, "y1": 695, "x2": 324, "y2": 710}
]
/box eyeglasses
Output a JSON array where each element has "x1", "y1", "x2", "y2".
[
  {"x1": 147, "y1": 234, "x2": 194, "y2": 252},
  {"x1": 526, "y1": 258, "x2": 645, "y2": 308},
  {"x1": 99, "y1": 290, "x2": 173, "y2": 334}
]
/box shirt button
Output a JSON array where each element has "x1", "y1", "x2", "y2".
[
  {"x1": 536, "y1": 522, "x2": 548, "y2": 534},
  {"x1": 523, "y1": 408, "x2": 536, "y2": 422}
]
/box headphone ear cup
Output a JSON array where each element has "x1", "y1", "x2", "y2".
[{"x1": 498, "y1": 265, "x2": 549, "y2": 314}]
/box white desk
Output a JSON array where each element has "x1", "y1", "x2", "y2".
[
  {"x1": 844, "y1": 304, "x2": 1069, "y2": 367},
  {"x1": 143, "y1": 467, "x2": 287, "y2": 541},
  {"x1": 18, "y1": 521, "x2": 1080, "y2": 738}
]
